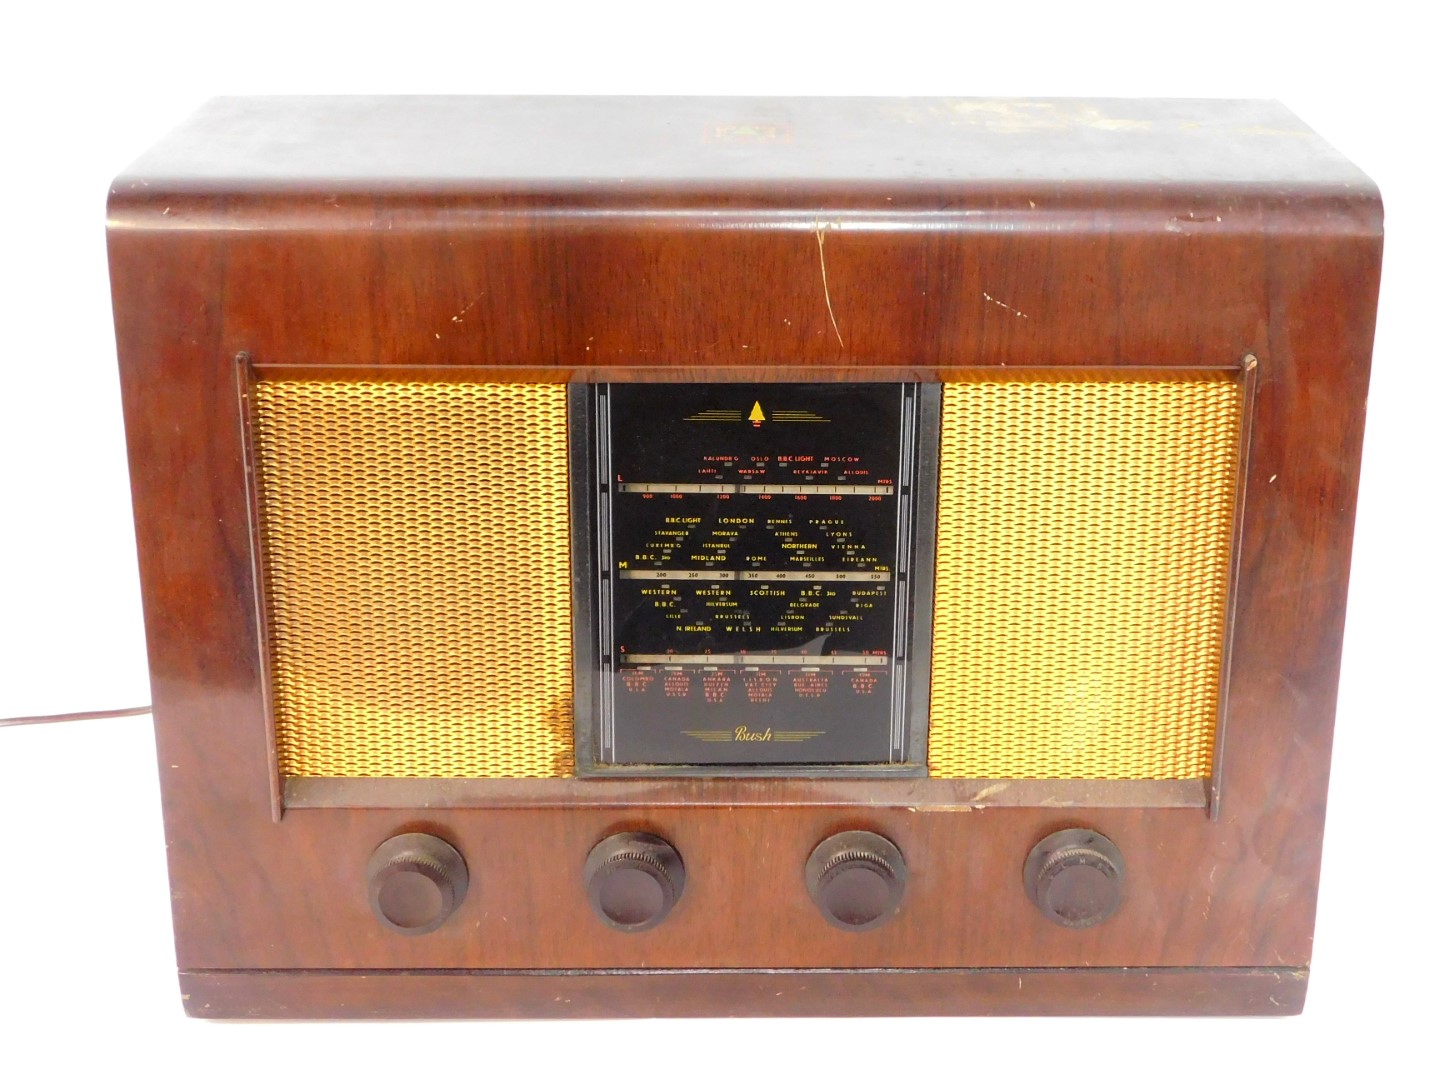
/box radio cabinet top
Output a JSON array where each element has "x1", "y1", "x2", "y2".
[{"x1": 108, "y1": 96, "x2": 1379, "y2": 377}]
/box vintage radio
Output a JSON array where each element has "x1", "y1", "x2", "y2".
[{"x1": 107, "y1": 96, "x2": 1381, "y2": 1018}]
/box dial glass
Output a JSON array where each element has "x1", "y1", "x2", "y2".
[{"x1": 589, "y1": 382, "x2": 926, "y2": 768}]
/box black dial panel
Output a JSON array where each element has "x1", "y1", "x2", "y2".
[{"x1": 579, "y1": 382, "x2": 935, "y2": 772}]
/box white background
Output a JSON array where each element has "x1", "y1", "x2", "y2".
[{"x1": 1, "y1": 1, "x2": 1433, "y2": 1074}]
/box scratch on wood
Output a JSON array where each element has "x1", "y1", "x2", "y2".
[
  {"x1": 906, "y1": 805, "x2": 975, "y2": 813},
  {"x1": 450, "y1": 298, "x2": 481, "y2": 323},
  {"x1": 816, "y1": 224, "x2": 845, "y2": 349},
  {"x1": 983, "y1": 290, "x2": 1030, "y2": 319}
]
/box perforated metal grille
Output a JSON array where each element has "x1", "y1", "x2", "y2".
[
  {"x1": 928, "y1": 373, "x2": 1243, "y2": 780},
  {"x1": 251, "y1": 380, "x2": 574, "y2": 778}
]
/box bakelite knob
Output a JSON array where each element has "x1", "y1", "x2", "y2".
[
  {"x1": 1024, "y1": 828, "x2": 1125, "y2": 929},
  {"x1": 806, "y1": 830, "x2": 907, "y2": 931},
  {"x1": 584, "y1": 832, "x2": 686, "y2": 931},
  {"x1": 366, "y1": 833, "x2": 469, "y2": 935}
]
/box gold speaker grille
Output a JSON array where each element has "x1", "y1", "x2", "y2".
[
  {"x1": 251, "y1": 379, "x2": 573, "y2": 779},
  {"x1": 928, "y1": 373, "x2": 1243, "y2": 780}
]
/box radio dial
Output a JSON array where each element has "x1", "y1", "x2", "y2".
[
  {"x1": 806, "y1": 830, "x2": 907, "y2": 931},
  {"x1": 366, "y1": 833, "x2": 469, "y2": 936},
  {"x1": 584, "y1": 832, "x2": 686, "y2": 931},
  {"x1": 1024, "y1": 828, "x2": 1125, "y2": 929}
]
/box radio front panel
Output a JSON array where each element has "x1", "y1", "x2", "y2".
[
  {"x1": 109, "y1": 96, "x2": 1381, "y2": 1018},
  {"x1": 245, "y1": 369, "x2": 1245, "y2": 790}
]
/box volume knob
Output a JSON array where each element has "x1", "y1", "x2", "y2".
[
  {"x1": 1024, "y1": 828, "x2": 1125, "y2": 929},
  {"x1": 366, "y1": 833, "x2": 469, "y2": 936},
  {"x1": 584, "y1": 832, "x2": 686, "y2": 931},
  {"x1": 805, "y1": 830, "x2": 907, "y2": 931}
]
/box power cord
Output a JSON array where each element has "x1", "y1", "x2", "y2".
[{"x1": 1, "y1": 706, "x2": 152, "y2": 728}]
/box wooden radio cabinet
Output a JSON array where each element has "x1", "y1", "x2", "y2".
[{"x1": 107, "y1": 97, "x2": 1381, "y2": 1018}]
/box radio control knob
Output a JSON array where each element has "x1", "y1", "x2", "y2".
[
  {"x1": 584, "y1": 832, "x2": 686, "y2": 931},
  {"x1": 366, "y1": 833, "x2": 469, "y2": 935},
  {"x1": 1024, "y1": 828, "x2": 1125, "y2": 929},
  {"x1": 806, "y1": 830, "x2": 907, "y2": 931}
]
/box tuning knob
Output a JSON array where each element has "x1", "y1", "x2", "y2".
[
  {"x1": 366, "y1": 833, "x2": 469, "y2": 936},
  {"x1": 1024, "y1": 828, "x2": 1125, "y2": 929},
  {"x1": 584, "y1": 832, "x2": 686, "y2": 931},
  {"x1": 806, "y1": 830, "x2": 907, "y2": 931}
]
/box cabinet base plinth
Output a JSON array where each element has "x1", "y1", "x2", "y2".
[{"x1": 179, "y1": 965, "x2": 1308, "y2": 1019}]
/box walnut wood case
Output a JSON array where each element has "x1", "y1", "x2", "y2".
[{"x1": 107, "y1": 97, "x2": 1382, "y2": 1019}]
